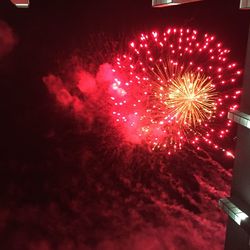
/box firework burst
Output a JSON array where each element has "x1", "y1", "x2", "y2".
[
  {"x1": 109, "y1": 27, "x2": 242, "y2": 157},
  {"x1": 167, "y1": 71, "x2": 217, "y2": 127}
]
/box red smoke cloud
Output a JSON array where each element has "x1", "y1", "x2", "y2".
[
  {"x1": 43, "y1": 63, "x2": 115, "y2": 130},
  {"x1": 43, "y1": 62, "x2": 115, "y2": 109},
  {"x1": 77, "y1": 71, "x2": 96, "y2": 95},
  {"x1": 43, "y1": 74, "x2": 74, "y2": 107},
  {"x1": 0, "y1": 21, "x2": 16, "y2": 58}
]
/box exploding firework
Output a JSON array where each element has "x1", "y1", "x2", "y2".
[
  {"x1": 109, "y1": 28, "x2": 242, "y2": 156},
  {"x1": 167, "y1": 72, "x2": 216, "y2": 126}
]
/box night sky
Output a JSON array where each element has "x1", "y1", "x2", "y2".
[{"x1": 0, "y1": 0, "x2": 250, "y2": 249}]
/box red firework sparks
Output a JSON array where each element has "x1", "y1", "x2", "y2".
[{"x1": 109, "y1": 27, "x2": 242, "y2": 157}]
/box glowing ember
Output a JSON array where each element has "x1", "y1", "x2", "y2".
[{"x1": 109, "y1": 27, "x2": 242, "y2": 156}]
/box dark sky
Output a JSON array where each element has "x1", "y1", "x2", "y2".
[
  {"x1": 0, "y1": 0, "x2": 249, "y2": 249},
  {"x1": 1, "y1": 0, "x2": 250, "y2": 60}
]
